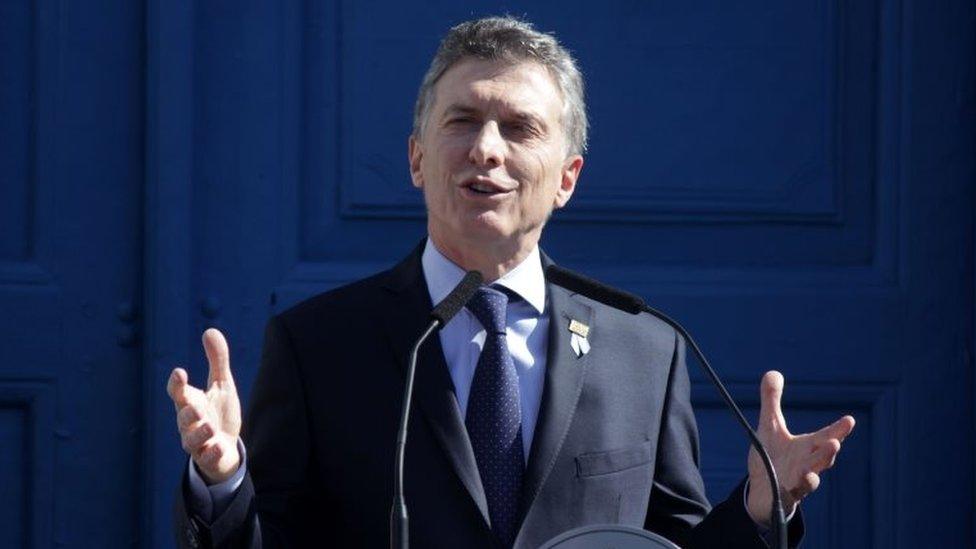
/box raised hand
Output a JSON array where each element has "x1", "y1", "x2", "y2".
[
  {"x1": 166, "y1": 328, "x2": 243, "y2": 484},
  {"x1": 745, "y1": 371, "x2": 855, "y2": 525}
]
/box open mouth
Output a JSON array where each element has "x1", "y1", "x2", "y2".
[
  {"x1": 469, "y1": 183, "x2": 503, "y2": 195},
  {"x1": 462, "y1": 178, "x2": 513, "y2": 196}
]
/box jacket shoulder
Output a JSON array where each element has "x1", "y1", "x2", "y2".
[
  {"x1": 547, "y1": 265, "x2": 677, "y2": 342},
  {"x1": 275, "y1": 267, "x2": 396, "y2": 335}
]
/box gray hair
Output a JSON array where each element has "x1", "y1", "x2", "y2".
[{"x1": 412, "y1": 16, "x2": 589, "y2": 155}]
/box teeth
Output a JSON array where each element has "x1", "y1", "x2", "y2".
[{"x1": 471, "y1": 183, "x2": 494, "y2": 193}]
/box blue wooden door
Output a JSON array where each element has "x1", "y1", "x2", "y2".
[{"x1": 0, "y1": 0, "x2": 144, "y2": 546}]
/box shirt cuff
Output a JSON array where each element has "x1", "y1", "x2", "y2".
[
  {"x1": 185, "y1": 439, "x2": 248, "y2": 523},
  {"x1": 743, "y1": 478, "x2": 798, "y2": 533}
]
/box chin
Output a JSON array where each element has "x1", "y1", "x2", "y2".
[{"x1": 459, "y1": 218, "x2": 514, "y2": 243}]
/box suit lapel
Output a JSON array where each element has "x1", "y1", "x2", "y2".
[
  {"x1": 518, "y1": 278, "x2": 594, "y2": 521},
  {"x1": 380, "y1": 245, "x2": 491, "y2": 526}
]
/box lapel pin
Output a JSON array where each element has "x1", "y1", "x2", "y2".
[
  {"x1": 568, "y1": 319, "x2": 591, "y2": 357},
  {"x1": 568, "y1": 319, "x2": 589, "y2": 338}
]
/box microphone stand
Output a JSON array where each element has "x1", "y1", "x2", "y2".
[
  {"x1": 642, "y1": 302, "x2": 788, "y2": 549},
  {"x1": 390, "y1": 321, "x2": 438, "y2": 549},
  {"x1": 390, "y1": 271, "x2": 483, "y2": 549}
]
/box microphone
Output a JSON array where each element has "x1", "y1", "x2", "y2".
[
  {"x1": 545, "y1": 265, "x2": 788, "y2": 549},
  {"x1": 391, "y1": 270, "x2": 483, "y2": 549},
  {"x1": 430, "y1": 271, "x2": 484, "y2": 325}
]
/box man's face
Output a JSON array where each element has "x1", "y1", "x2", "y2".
[{"x1": 409, "y1": 58, "x2": 583, "y2": 254}]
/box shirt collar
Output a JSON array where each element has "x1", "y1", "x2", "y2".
[{"x1": 421, "y1": 238, "x2": 547, "y2": 315}]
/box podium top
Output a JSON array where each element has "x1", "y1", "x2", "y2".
[{"x1": 539, "y1": 524, "x2": 681, "y2": 549}]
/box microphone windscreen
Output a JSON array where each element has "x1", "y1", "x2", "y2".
[
  {"x1": 545, "y1": 265, "x2": 645, "y2": 315},
  {"x1": 430, "y1": 270, "x2": 484, "y2": 325}
]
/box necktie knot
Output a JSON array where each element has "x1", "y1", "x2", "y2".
[{"x1": 466, "y1": 286, "x2": 509, "y2": 335}]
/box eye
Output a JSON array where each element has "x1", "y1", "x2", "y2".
[{"x1": 504, "y1": 121, "x2": 539, "y2": 137}]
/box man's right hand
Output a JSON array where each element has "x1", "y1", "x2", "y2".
[{"x1": 167, "y1": 328, "x2": 243, "y2": 485}]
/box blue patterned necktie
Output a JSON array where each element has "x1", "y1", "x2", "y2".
[{"x1": 465, "y1": 285, "x2": 524, "y2": 547}]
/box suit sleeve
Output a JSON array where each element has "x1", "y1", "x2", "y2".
[
  {"x1": 643, "y1": 330, "x2": 804, "y2": 548},
  {"x1": 172, "y1": 315, "x2": 319, "y2": 548}
]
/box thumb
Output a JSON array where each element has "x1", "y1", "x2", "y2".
[
  {"x1": 203, "y1": 328, "x2": 234, "y2": 387},
  {"x1": 758, "y1": 370, "x2": 788, "y2": 434}
]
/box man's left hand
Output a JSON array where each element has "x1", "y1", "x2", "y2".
[{"x1": 745, "y1": 370, "x2": 856, "y2": 525}]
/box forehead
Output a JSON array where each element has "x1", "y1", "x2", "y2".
[{"x1": 432, "y1": 58, "x2": 563, "y2": 119}]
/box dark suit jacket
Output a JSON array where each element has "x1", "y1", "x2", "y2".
[{"x1": 174, "y1": 244, "x2": 803, "y2": 548}]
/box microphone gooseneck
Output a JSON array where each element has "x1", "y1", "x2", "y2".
[
  {"x1": 391, "y1": 270, "x2": 483, "y2": 549},
  {"x1": 545, "y1": 265, "x2": 789, "y2": 549}
]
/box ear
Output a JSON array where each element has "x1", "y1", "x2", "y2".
[
  {"x1": 552, "y1": 154, "x2": 584, "y2": 209},
  {"x1": 408, "y1": 134, "x2": 424, "y2": 189}
]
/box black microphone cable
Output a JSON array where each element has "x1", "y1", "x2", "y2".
[
  {"x1": 545, "y1": 265, "x2": 788, "y2": 549},
  {"x1": 391, "y1": 270, "x2": 483, "y2": 549}
]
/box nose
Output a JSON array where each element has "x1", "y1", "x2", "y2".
[{"x1": 468, "y1": 121, "x2": 505, "y2": 168}]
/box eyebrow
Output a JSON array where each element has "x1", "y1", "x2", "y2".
[{"x1": 441, "y1": 105, "x2": 480, "y2": 118}]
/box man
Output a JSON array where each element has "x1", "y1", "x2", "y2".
[{"x1": 168, "y1": 16, "x2": 855, "y2": 548}]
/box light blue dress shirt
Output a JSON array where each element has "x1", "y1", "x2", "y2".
[{"x1": 421, "y1": 239, "x2": 549, "y2": 461}]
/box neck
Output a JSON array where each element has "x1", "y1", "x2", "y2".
[{"x1": 428, "y1": 230, "x2": 539, "y2": 283}]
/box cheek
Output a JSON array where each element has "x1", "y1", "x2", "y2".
[
  {"x1": 429, "y1": 144, "x2": 469, "y2": 183},
  {"x1": 520, "y1": 149, "x2": 563, "y2": 206}
]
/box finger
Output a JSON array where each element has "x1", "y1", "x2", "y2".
[
  {"x1": 166, "y1": 368, "x2": 205, "y2": 411},
  {"x1": 168, "y1": 369, "x2": 206, "y2": 413},
  {"x1": 804, "y1": 471, "x2": 821, "y2": 493},
  {"x1": 790, "y1": 471, "x2": 821, "y2": 501},
  {"x1": 181, "y1": 423, "x2": 215, "y2": 454},
  {"x1": 817, "y1": 415, "x2": 855, "y2": 442},
  {"x1": 195, "y1": 440, "x2": 225, "y2": 469},
  {"x1": 167, "y1": 368, "x2": 191, "y2": 408},
  {"x1": 203, "y1": 328, "x2": 234, "y2": 387},
  {"x1": 758, "y1": 370, "x2": 788, "y2": 434},
  {"x1": 809, "y1": 438, "x2": 842, "y2": 471},
  {"x1": 177, "y1": 401, "x2": 207, "y2": 432}
]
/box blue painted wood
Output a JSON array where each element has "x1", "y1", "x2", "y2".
[
  {"x1": 0, "y1": 0, "x2": 144, "y2": 546},
  {"x1": 143, "y1": 0, "x2": 196, "y2": 547},
  {"x1": 0, "y1": 0, "x2": 143, "y2": 548},
  {"x1": 0, "y1": 382, "x2": 56, "y2": 549},
  {"x1": 0, "y1": 406, "x2": 26, "y2": 547},
  {"x1": 0, "y1": 0, "x2": 31, "y2": 261}
]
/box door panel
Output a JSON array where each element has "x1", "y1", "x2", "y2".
[{"x1": 0, "y1": 1, "x2": 144, "y2": 547}]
